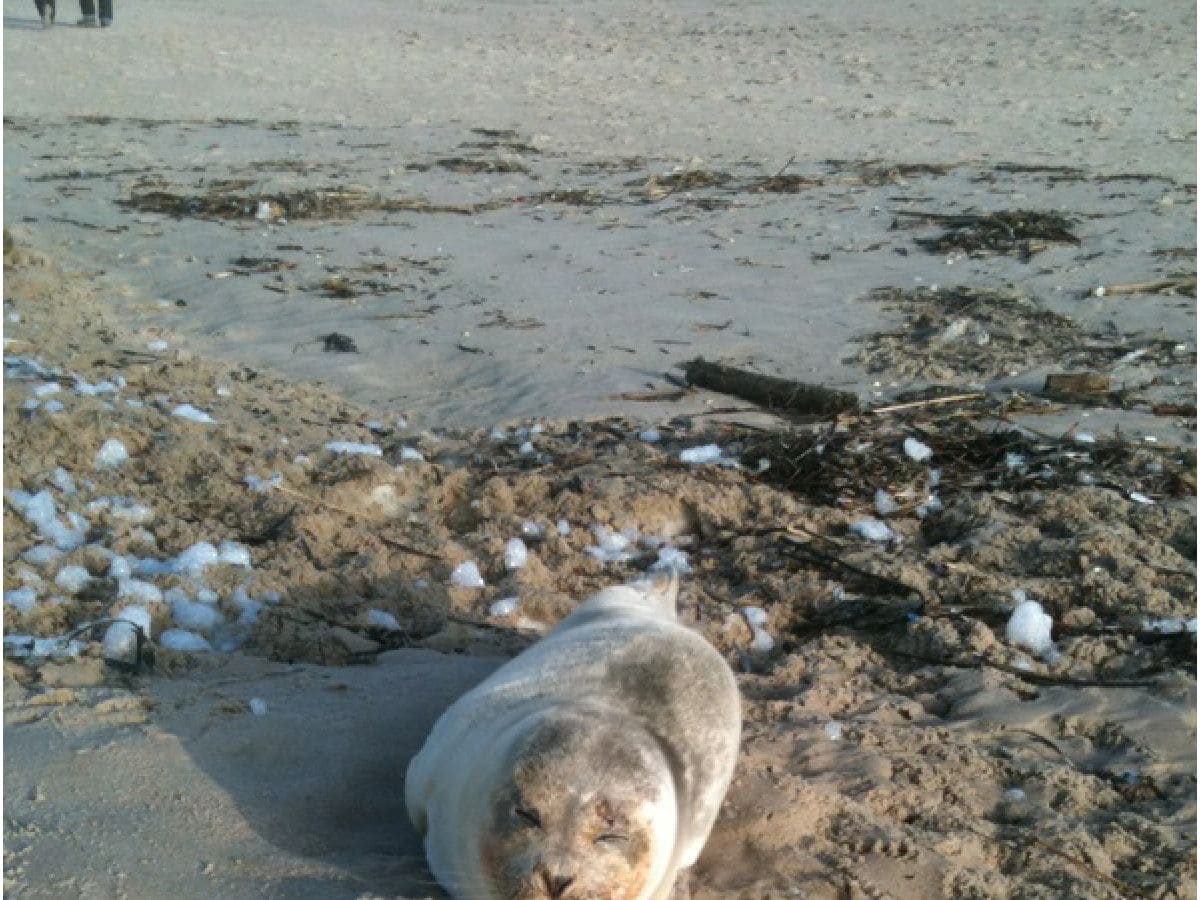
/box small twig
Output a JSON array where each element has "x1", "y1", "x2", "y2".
[
  {"x1": 771, "y1": 154, "x2": 797, "y2": 179},
  {"x1": 869, "y1": 392, "x2": 986, "y2": 414}
]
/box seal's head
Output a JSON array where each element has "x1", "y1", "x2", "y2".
[{"x1": 479, "y1": 708, "x2": 677, "y2": 899}]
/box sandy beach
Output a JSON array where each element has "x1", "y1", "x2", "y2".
[{"x1": 3, "y1": 1, "x2": 1196, "y2": 897}]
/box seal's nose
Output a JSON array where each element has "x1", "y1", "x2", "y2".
[{"x1": 541, "y1": 868, "x2": 575, "y2": 898}]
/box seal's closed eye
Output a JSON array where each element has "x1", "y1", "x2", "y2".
[{"x1": 514, "y1": 806, "x2": 542, "y2": 828}]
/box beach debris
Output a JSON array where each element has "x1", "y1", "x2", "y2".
[
  {"x1": 850, "y1": 518, "x2": 895, "y2": 543},
  {"x1": 520, "y1": 520, "x2": 546, "y2": 541},
  {"x1": 159, "y1": 629, "x2": 213, "y2": 652},
  {"x1": 53, "y1": 565, "x2": 91, "y2": 594},
  {"x1": 873, "y1": 488, "x2": 899, "y2": 516},
  {"x1": 366, "y1": 609, "x2": 401, "y2": 631},
  {"x1": 679, "y1": 444, "x2": 729, "y2": 465},
  {"x1": 102, "y1": 606, "x2": 152, "y2": 664},
  {"x1": 1006, "y1": 592, "x2": 1054, "y2": 658},
  {"x1": 503, "y1": 538, "x2": 528, "y2": 571},
  {"x1": 5, "y1": 587, "x2": 39, "y2": 614},
  {"x1": 682, "y1": 357, "x2": 858, "y2": 416},
  {"x1": 321, "y1": 332, "x2": 358, "y2": 353},
  {"x1": 6, "y1": 489, "x2": 87, "y2": 550},
  {"x1": 449, "y1": 560, "x2": 485, "y2": 589},
  {"x1": 94, "y1": 438, "x2": 130, "y2": 469},
  {"x1": 740, "y1": 606, "x2": 775, "y2": 653},
  {"x1": 244, "y1": 472, "x2": 283, "y2": 492},
  {"x1": 1043, "y1": 372, "x2": 1110, "y2": 398},
  {"x1": 489, "y1": 596, "x2": 520, "y2": 617},
  {"x1": 171, "y1": 403, "x2": 217, "y2": 425},
  {"x1": 4, "y1": 633, "x2": 85, "y2": 661},
  {"x1": 586, "y1": 525, "x2": 638, "y2": 563},
  {"x1": 893, "y1": 208, "x2": 1079, "y2": 259},
  {"x1": 652, "y1": 546, "x2": 692, "y2": 575},
  {"x1": 903, "y1": 437, "x2": 933, "y2": 462},
  {"x1": 1093, "y1": 275, "x2": 1196, "y2": 298},
  {"x1": 323, "y1": 441, "x2": 383, "y2": 457}
]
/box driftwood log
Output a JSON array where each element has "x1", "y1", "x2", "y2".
[{"x1": 682, "y1": 358, "x2": 859, "y2": 416}]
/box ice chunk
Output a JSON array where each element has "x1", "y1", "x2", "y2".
[
  {"x1": 73, "y1": 374, "x2": 120, "y2": 396},
  {"x1": 449, "y1": 560, "x2": 485, "y2": 588},
  {"x1": 244, "y1": 472, "x2": 283, "y2": 492},
  {"x1": 230, "y1": 586, "x2": 263, "y2": 625},
  {"x1": 33, "y1": 382, "x2": 61, "y2": 398},
  {"x1": 1006, "y1": 597, "x2": 1054, "y2": 658},
  {"x1": 147, "y1": 339, "x2": 170, "y2": 353},
  {"x1": 520, "y1": 520, "x2": 545, "y2": 541},
  {"x1": 159, "y1": 629, "x2": 213, "y2": 652},
  {"x1": 324, "y1": 441, "x2": 382, "y2": 457},
  {"x1": 171, "y1": 403, "x2": 216, "y2": 425},
  {"x1": 1073, "y1": 431, "x2": 1096, "y2": 444},
  {"x1": 217, "y1": 541, "x2": 252, "y2": 568},
  {"x1": 175, "y1": 542, "x2": 220, "y2": 576},
  {"x1": 556, "y1": 518, "x2": 571, "y2": 536},
  {"x1": 741, "y1": 606, "x2": 769, "y2": 627},
  {"x1": 117, "y1": 578, "x2": 164, "y2": 604},
  {"x1": 21, "y1": 544, "x2": 61, "y2": 567},
  {"x1": 196, "y1": 587, "x2": 219, "y2": 605},
  {"x1": 915, "y1": 495, "x2": 944, "y2": 519},
  {"x1": 50, "y1": 467, "x2": 77, "y2": 495},
  {"x1": 586, "y1": 525, "x2": 635, "y2": 563},
  {"x1": 399, "y1": 446, "x2": 425, "y2": 462},
  {"x1": 489, "y1": 596, "x2": 520, "y2": 617},
  {"x1": 1128, "y1": 491, "x2": 1155, "y2": 505},
  {"x1": 366, "y1": 609, "x2": 401, "y2": 631},
  {"x1": 171, "y1": 596, "x2": 224, "y2": 633},
  {"x1": 1002, "y1": 787, "x2": 1027, "y2": 802},
  {"x1": 518, "y1": 440, "x2": 536, "y2": 456},
  {"x1": 54, "y1": 565, "x2": 92, "y2": 594},
  {"x1": 4, "y1": 634, "x2": 83, "y2": 660},
  {"x1": 42, "y1": 399, "x2": 64, "y2": 414},
  {"x1": 248, "y1": 698, "x2": 268, "y2": 717},
  {"x1": 850, "y1": 518, "x2": 894, "y2": 542},
  {"x1": 903, "y1": 437, "x2": 933, "y2": 462},
  {"x1": 679, "y1": 444, "x2": 724, "y2": 465},
  {"x1": 1142, "y1": 616, "x2": 1198, "y2": 634},
  {"x1": 824, "y1": 722, "x2": 843, "y2": 742},
  {"x1": 750, "y1": 627, "x2": 774, "y2": 654},
  {"x1": 4, "y1": 587, "x2": 38, "y2": 614},
  {"x1": 108, "y1": 556, "x2": 133, "y2": 578},
  {"x1": 873, "y1": 489, "x2": 899, "y2": 516},
  {"x1": 638, "y1": 429, "x2": 662, "y2": 443},
  {"x1": 653, "y1": 545, "x2": 692, "y2": 575},
  {"x1": 503, "y1": 538, "x2": 528, "y2": 570},
  {"x1": 102, "y1": 605, "x2": 152, "y2": 663},
  {"x1": 94, "y1": 438, "x2": 130, "y2": 469}
]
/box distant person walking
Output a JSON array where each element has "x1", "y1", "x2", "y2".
[{"x1": 77, "y1": 0, "x2": 111, "y2": 27}]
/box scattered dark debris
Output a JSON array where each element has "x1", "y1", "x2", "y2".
[
  {"x1": 229, "y1": 256, "x2": 297, "y2": 275},
  {"x1": 478, "y1": 310, "x2": 545, "y2": 330},
  {"x1": 830, "y1": 160, "x2": 955, "y2": 185},
  {"x1": 1043, "y1": 373, "x2": 1111, "y2": 399},
  {"x1": 750, "y1": 174, "x2": 822, "y2": 193},
  {"x1": 436, "y1": 157, "x2": 530, "y2": 175},
  {"x1": 529, "y1": 189, "x2": 609, "y2": 207},
  {"x1": 320, "y1": 333, "x2": 358, "y2": 353},
  {"x1": 742, "y1": 413, "x2": 1195, "y2": 507},
  {"x1": 893, "y1": 209, "x2": 1080, "y2": 260},
  {"x1": 121, "y1": 184, "x2": 492, "y2": 221},
  {"x1": 853, "y1": 285, "x2": 1082, "y2": 381},
  {"x1": 319, "y1": 276, "x2": 359, "y2": 299}
]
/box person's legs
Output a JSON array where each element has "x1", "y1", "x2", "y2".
[
  {"x1": 97, "y1": 0, "x2": 110, "y2": 23},
  {"x1": 77, "y1": 0, "x2": 96, "y2": 24}
]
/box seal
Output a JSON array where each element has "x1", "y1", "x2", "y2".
[{"x1": 405, "y1": 572, "x2": 741, "y2": 899}]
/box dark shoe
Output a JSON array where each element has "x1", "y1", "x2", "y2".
[
  {"x1": 76, "y1": 14, "x2": 97, "y2": 25},
  {"x1": 99, "y1": 17, "x2": 111, "y2": 26},
  {"x1": 39, "y1": 0, "x2": 55, "y2": 26}
]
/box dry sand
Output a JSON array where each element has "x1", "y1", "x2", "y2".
[{"x1": 2, "y1": 1, "x2": 1197, "y2": 898}]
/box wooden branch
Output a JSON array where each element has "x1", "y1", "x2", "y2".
[{"x1": 682, "y1": 358, "x2": 859, "y2": 416}]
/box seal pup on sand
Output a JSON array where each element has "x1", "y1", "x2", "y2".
[{"x1": 405, "y1": 572, "x2": 741, "y2": 899}]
